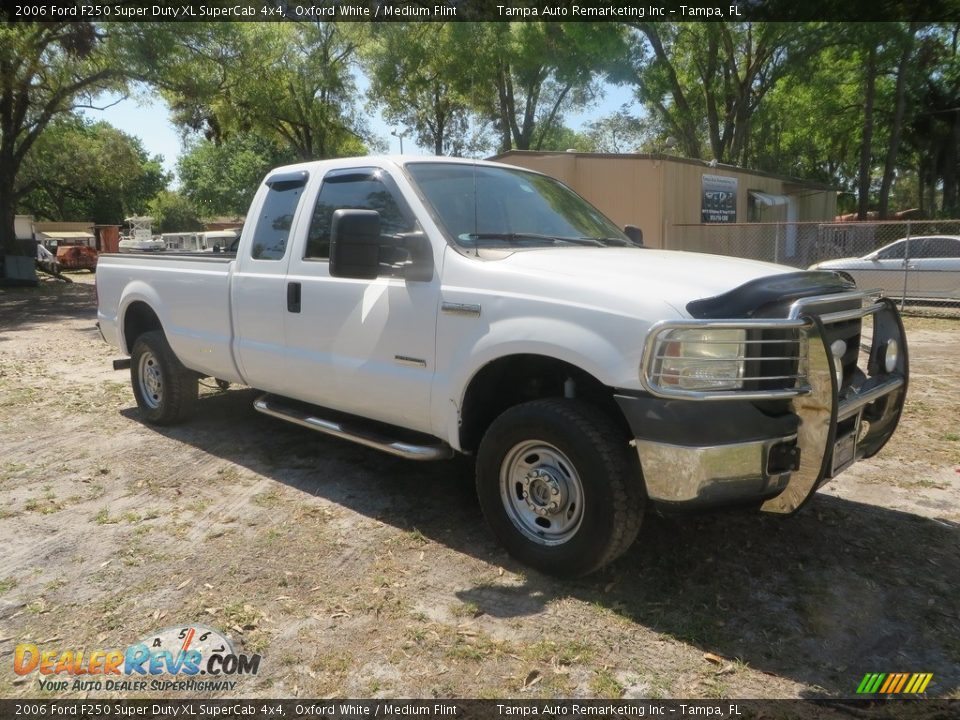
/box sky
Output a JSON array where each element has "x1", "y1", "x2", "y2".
[{"x1": 82, "y1": 78, "x2": 638, "y2": 184}]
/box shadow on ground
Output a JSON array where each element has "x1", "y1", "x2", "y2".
[
  {"x1": 0, "y1": 278, "x2": 96, "y2": 333},
  {"x1": 125, "y1": 388, "x2": 960, "y2": 698}
]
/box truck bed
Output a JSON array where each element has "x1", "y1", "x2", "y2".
[{"x1": 96, "y1": 253, "x2": 240, "y2": 382}]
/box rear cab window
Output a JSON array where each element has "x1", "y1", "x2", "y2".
[{"x1": 250, "y1": 171, "x2": 309, "y2": 261}]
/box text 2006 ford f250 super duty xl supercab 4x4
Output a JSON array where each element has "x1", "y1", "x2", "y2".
[{"x1": 96, "y1": 157, "x2": 909, "y2": 576}]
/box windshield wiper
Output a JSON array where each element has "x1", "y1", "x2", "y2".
[
  {"x1": 578, "y1": 236, "x2": 634, "y2": 247},
  {"x1": 461, "y1": 233, "x2": 605, "y2": 247}
]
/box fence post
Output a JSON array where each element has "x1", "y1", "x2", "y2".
[
  {"x1": 900, "y1": 220, "x2": 910, "y2": 311},
  {"x1": 774, "y1": 222, "x2": 780, "y2": 264}
]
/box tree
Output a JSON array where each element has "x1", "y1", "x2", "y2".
[
  {"x1": 468, "y1": 23, "x2": 624, "y2": 153},
  {"x1": 178, "y1": 134, "x2": 295, "y2": 217},
  {"x1": 17, "y1": 115, "x2": 168, "y2": 224},
  {"x1": 147, "y1": 191, "x2": 203, "y2": 234},
  {"x1": 614, "y1": 23, "x2": 823, "y2": 165},
  {"x1": 364, "y1": 23, "x2": 489, "y2": 156},
  {"x1": 0, "y1": 22, "x2": 130, "y2": 254},
  {"x1": 150, "y1": 22, "x2": 371, "y2": 161}
]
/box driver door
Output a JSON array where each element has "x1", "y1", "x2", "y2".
[{"x1": 282, "y1": 167, "x2": 440, "y2": 435}]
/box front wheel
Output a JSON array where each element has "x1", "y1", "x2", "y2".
[
  {"x1": 130, "y1": 330, "x2": 198, "y2": 425},
  {"x1": 476, "y1": 399, "x2": 644, "y2": 577}
]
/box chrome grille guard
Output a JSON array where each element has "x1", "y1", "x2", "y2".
[{"x1": 640, "y1": 290, "x2": 909, "y2": 514}]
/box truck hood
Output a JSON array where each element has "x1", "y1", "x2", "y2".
[{"x1": 495, "y1": 247, "x2": 793, "y2": 316}]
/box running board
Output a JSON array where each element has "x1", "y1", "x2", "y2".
[{"x1": 253, "y1": 393, "x2": 453, "y2": 461}]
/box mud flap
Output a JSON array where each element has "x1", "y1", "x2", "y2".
[{"x1": 761, "y1": 316, "x2": 837, "y2": 515}]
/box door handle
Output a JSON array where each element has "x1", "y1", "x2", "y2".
[{"x1": 287, "y1": 281, "x2": 301, "y2": 313}]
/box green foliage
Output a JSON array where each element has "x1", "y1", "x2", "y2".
[
  {"x1": 149, "y1": 23, "x2": 372, "y2": 161},
  {"x1": 363, "y1": 23, "x2": 490, "y2": 156},
  {"x1": 0, "y1": 22, "x2": 134, "y2": 253},
  {"x1": 463, "y1": 23, "x2": 626, "y2": 152},
  {"x1": 147, "y1": 191, "x2": 203, "y2": 234},
  {"x1": 178, "y1": 134, "x2": 295, "y2": 217},
  {"x1": 17, "y1": 115, "x2": 169, "y2": 224}
]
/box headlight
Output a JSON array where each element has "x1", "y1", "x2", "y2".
[{"x1": 654, "y1": 328, "x2": 746, "y2": 391}]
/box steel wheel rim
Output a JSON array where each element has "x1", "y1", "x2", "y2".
[
  {"x1": 138, "y1": 351, "x2": 163, "y2": 409},
  {"x1": 499, "y1": 440, "x2": 585, "y2": 546}
]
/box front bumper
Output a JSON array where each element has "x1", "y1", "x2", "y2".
[{"x1": 621, "y1": 293, "x2": 908, "y2": 513}]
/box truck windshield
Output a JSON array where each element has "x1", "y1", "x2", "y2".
[{"x1": 405, "y1": 163, "x2": 635, "y2": 249}]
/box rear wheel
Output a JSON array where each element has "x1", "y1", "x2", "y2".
[
  {"x1": 130, "y1": 330, "x2": 198, "y2": 425},
  {"x1": 476, "y1": 399, "x2": 644, "y2": 577}
]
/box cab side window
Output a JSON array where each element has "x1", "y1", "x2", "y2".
[
  {"x1": 305, "y1": 168, "x2": 416, "y2": 263},
  {"x1": 250, "y1": 176, "x2": 307, "y2": 261}
]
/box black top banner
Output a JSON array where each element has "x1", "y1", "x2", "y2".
[{"x1": 3, "y1": 0, "x2": 960, "y2": 23}]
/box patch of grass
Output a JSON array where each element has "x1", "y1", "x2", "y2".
[
  {"x1": 523, "y1": 639, "x2": 594, "y2": 666},
  {"x1": 309, "y1": 650, "x2": 352, "y2": 675},
  {"x1": 444, "y1": 630, "x2": 516, "y2": 663},
  {"x1": 943, "y1": 433, "x2": 960, "y2": 442},
  {"x1": 450, "y1": 601, "x2": 481, "y2": 618},
  {"x1": 223, "y1": 602, "x2": 261, "y2": 629},
  {"x1": 252, "y1": 488, "x2": 283, "y2": 508},
  {"x1": 94, "y1": 508, "x2": 120, "y2": 525},
  {"x1": 0, "y1": 578, "x2": 18, "y2": 595},
  {"x1": 590, "y1": 668, "x2": 625, "y2": 699}
]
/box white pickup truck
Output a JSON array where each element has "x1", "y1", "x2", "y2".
[{"x1": 96, "y1": 157, "x2": 909, "y2": 576}]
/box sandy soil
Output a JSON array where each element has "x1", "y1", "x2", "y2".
[{"x1": 1, "y1": 273, "x2": 958, "y2": 700}]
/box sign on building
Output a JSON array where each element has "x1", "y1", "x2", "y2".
[{"x1": 701, "y1": 174, "x2": 738, "y2": 223}]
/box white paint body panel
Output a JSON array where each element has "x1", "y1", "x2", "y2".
[{"x1": 97, "y1": 156, "x2": 798, "y2": 448}]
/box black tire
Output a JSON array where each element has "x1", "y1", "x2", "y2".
[
  {"x1": 476, "y1": 399, "x2": 644, "y2": 577},
  {"x1": 130, "y1": 330, "x2": 198, "y2": 425}
]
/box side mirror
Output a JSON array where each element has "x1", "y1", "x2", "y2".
[
  {"x1": 330, "y1": 209, "x2": 381, "y2": 279},
  {"x1": 624, "y1": 225, "x2": 644, "y2": 246}
]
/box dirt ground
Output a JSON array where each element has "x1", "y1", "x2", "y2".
[{"x1": 1, "y1": 273, "x2": 958, "y2": 701}]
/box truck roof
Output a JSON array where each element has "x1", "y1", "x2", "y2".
[{"x1": 264, "y1": 155, "x2": 538, "y2": 179}]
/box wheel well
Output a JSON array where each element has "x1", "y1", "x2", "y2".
[
  {"x1": 123, "y1": 301, "x2": 162, "y2": 354},
  {"x1": 459, "y1": 354, "x2": 630, "y2": 454}
]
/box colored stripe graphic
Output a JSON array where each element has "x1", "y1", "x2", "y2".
[{"x1": 857, "y1": 672, "x2": 933, "y2": 694}]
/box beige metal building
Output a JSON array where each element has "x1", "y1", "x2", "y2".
[{"x1": 491, "y1": 151, "x2": 837, "y2": 265}]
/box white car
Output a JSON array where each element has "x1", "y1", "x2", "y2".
[{"x1": 811, "y1": 235, "x2": 960, "y2": 301}]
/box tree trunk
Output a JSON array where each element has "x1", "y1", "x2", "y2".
[
  {"x1": 0, "y1": 163, "x2": 21, "y2": 257},
  {"x1": 857, "y1": 46, "x2": 877, "y2": 220},
  {"x1": 878, "y1": 25, "x2": 916, "y2": 219},
  {"x1": 943, "y1": 109, "x2": 959, "y2": 215}
]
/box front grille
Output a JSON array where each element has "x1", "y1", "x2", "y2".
[{"x1": 748, "y1": 327, "x2": 805, "y2": 392}]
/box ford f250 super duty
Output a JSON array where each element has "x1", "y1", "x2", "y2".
[{"x1": 96, "y1": 157, "x2": 909, "y2": 576}]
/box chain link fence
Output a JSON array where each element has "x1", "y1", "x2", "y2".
[{"x1": 666, "y1": 220, "x2": 960, "y2": 316}]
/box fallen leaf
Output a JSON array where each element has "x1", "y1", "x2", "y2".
[
  {"x1": 275, "y1": 595, "x2": 292, "y2": 601},
  {"x1": 522, "y1": 669, "x2": 543, "y2": 691},
  {"x1": 99, "y1": 559, "x2": 112, "y2": 568},
  {"x1": 603, "y1": 581, "x2": 616, "y2": 593},
  {"x1": 176, "y1": 578, "x2": 192, "y2": 590},
  {"x1": 703, "y1": 652, "x2": 724, "y2": 665}
]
